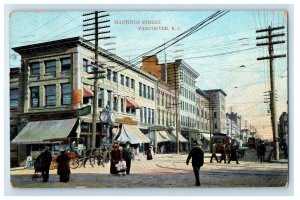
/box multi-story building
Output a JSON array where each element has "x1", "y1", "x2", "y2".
[
  {"x1": 226, "y1": 112, "x2": 241, "y2": 139},
  {"x1": 203, "y1": 89, "x2": 227, "y2": 135},
  {"x1": 141, "y1": 55, "x2": 188, "y2": 152},
  {"x1": 195, "y1": 88, "x2": 211, "y2": 151},
  {"x1": 10, "y1": 37, "x2": 155, "y2": 165}
]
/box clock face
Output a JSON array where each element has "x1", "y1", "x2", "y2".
[
  {"x1": 100, "y1": 111, "x2": 109, "y2": 123},
  {"x1": 110, "y1": 113, "x2": 115, "y2": 123}
]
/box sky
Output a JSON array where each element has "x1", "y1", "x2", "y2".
[{"x1": 9, "y1": 10, "x2": 288, "y2": 140}]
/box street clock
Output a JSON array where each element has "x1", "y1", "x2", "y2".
[{"x1": 100, "y1": 111, "x2": 109, "y2": 123}]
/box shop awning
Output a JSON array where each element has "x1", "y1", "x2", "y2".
[
  {"x1": 171, "y1": 131, "x2": 188, "y2": 143},
  {"x1": 202, "y1": 133, "x2": 211, "y2": 141},
  {"x1": 125, "y1": 97, "x2": 140, "y2": 109},
  {"x1": 11, "y1": 119, "x2": 78, "y2": 144},
  {"x1": 156, "y1": 131, "x2": 176, "y2": 143},
  {"x1": 83, "y1": 84, "x2": 94, "y2": 97},
  {"x1": 115, "y1": 124, "x2": 150, "y2": 144}
]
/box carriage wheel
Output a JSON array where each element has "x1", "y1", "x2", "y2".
[{"x1": 69, "y1": 158, "x2": 79, "y2": 169}]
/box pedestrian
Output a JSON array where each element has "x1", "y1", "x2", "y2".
[
  {"x1": 186, "y1": 140, "x2": 204, "y2": 186},
  {"x1": 122, "y1": 141, "x2": 133, "y2": 175},
  {"x1": 146, "y1": 145, "x2": 153, "y2": 160},
  {"x1": 228, "y1": 141, "x2": 240, "y2": 164},
  {"x1": 56, "y1": 149, "x2": 71, "y2": 183},
  {"x1": 110, "y1": 142, "x2": 123, "y2": 175},
  {"x1": 258, "y1": 140, "x2": 266, "y2": 163},
  {"x1": 37, "y1": 147, "x2": 52, "y2": 182},
  {"x1": 210, "y1": 142, "x2": 219, "y2": 163},
  {"x1": 219, "y1": 143, "x2": 227, "y2": 164}
]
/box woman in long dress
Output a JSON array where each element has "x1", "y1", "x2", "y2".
[{"x1": 56, "y1": 149, "x2": 71, "y2": 182}]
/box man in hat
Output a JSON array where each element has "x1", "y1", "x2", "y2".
[
  {"x1": 110, "y1": 142, "x2": 122, "y2": 175},
  {"x1": 122, "y1": 141, "x2": 133, "y2": 175},
  {"x1": 186, "y1": 140, "x2": 204, "y2": 186},
  {"x1": 36, "y1": 146, "x2": 52, "y2": 182}
]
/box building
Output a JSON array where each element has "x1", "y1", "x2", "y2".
[
  {"x1": 226, "y1": 112, "x2": 241, "y2": 139},
  {"x1": 141, "y1": 55, "x2": 188, "y2": 152},
  {"x1": 10, "y1": 37, "x2": 156, "y2": 165},
  {"x1": 203, "y1": 89, "x2": 227, "y2": 135},
  {"x1": 195, "y1": 88, "x2": 211, "y2": 151}
]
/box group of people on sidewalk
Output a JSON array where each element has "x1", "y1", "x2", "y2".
[
  {"x1": 34, "y1": 147, "x2": 71, "y2": 183},
  {"x1": 210, "y1": 141, "x2": 240, "y2": 164}
]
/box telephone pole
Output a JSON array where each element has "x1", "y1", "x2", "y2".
[
  {"x1": 256, "y1": 25, "x2": 286, "y2": 160},
  {"x1": 83, "y1": 11, "x2": 112, "y2": 148}
]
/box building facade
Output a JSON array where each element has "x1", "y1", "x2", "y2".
[
  {"x1": 226, "y1": 112, "x2": 241, "y2": 139},
  {"x1": 203, "y1": 89, "x2": 227, "y2": 135},
  {"x1": 11, "y1": 37, "x2": 157, "y2": 165}
]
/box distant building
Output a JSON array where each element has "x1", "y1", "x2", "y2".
[
  {"x1": 203, "y1": 89, "x2": 227, "y2": 135},
  {"x1": 226, "y1": 112, "x2": 241, "y2": 139}
]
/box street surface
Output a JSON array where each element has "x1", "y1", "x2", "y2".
[{"x1": 10, "y1": 150, "x2": 288, "y2": 188}]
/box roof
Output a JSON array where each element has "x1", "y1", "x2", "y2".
[
  {"x1": 11, "y1": 119, "x2": 78, "y2": 144},
  {"x1": 203, "y1": 89, "x2": 227, "y2": 97},
  {"x1": 12, "y1": 37, "x2": 158, "y2": 82}
]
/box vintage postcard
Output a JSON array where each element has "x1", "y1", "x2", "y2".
[{"x1": 8, "y1": 9, "x2": 289, "y2": 190}]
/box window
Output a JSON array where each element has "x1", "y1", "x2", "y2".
[
  {"x1": 158, "y1": 109, "x2": 160, "y2": 125},
  {"x1": 140, "y1": 108, "x2": 143, "y2": 123},
  {"x1": 162, "y1": 111, "x2": 165, "y2": 125},
  {"x1": 148, "y1": 108, "x2": 151, "y2": 124},
  {"x1": 125, "y1": 77, "x2": 130, "y2": 87},
  {"x1": 30, "y1": 87, "x2": 39, "y2": 108},
  {"x1": 61, "y1": 58, "x2": 71, "y2": 71},
  {"x1": 121, "y1": 98, "x2": 124, "y2": 112},
  {"x1": 113, "y1": 71, "x2": 118, "y2": 82},
  {"x1": 45, "y1": 60, "x2": 56, "y2": 74},
  {"x1": 107, "y1": 69, "x2": 112, "y2": 81},
  {"x1": 147, "y1": 86, "x2": 150, "y2": 99},
  {"x1": 10, "y1": 89, "x2": 19, "y2": 109},
  {"x1": 107, "y1": 91, "x2": 112, "y2": 108},
  {"x1": 143, "y1": 84, "x2": 146, "y2": 98},
  {"x1": 131, "y1": 79, "x2": 135, "y2": 89},
  {"x1": 139, "y1": 82, "x2": 142, "y2": 96},
  {"x1": 144, "y1": 107, "x2": 147, "y2": 123},
  {"x1": 214, "y1": 112, "x2": 217, "y2": 118},
  {"x1": 30, "y1": 62, "x2": 40, "y2": 75},
  {"x1": 45, "y1": 85, "x2": 56, "y2": 106},
  {"x1": 152, "y1": 109, "x2": 154, "y2": 124},
  {"x1": 120, "y1": 74, "x2": 124, "y2": 85},
  {"x1": 113, "y1": 96, "x2": 118, "y2": 111},
  {"x1": 83, "y1": 59, "x2": 89, "y2": 72},
  {"x1": 98, "y1": 88, "x2": 104, "y2": 108},
  {"x1": 151, "y1": 88, "x2": 154, "y2": 100},
  {"x1": 61, "y1": 83, "x2": 71, "y2": 105},
  {"x1": 214, "y1": 123, "x2": 218, "y2": 129}
]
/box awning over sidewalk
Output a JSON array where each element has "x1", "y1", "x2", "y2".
[
  {"x1": 83, "y1": 84, "x2": 94, "y2": 97},
  {"x1": 115, "y1": 124, "x2": 150, "y2": 144},
  {"x1": 156, "y1": 131, "x2": 176, "y2": 143},
  {"x1": 171, "y1": 131, "x2": 188, "y2": 143},
  {"x1": 11, "y1": 119, "x2": 78, "y2": 144},
  {"x1": 125, "y1": 97, "x2": 140, "y2": 109},
  {"x1": 202, "y1": 133, "x2": 211, "y2": 141}
]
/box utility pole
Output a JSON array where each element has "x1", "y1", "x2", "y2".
[
  {"x1": 256, "y1": 25, "x2": 286, "y2": 160},
  {"x1": 174, "y1": 61, "x2": 180, "y2": 154},
  {"x1": 83, "y1": 11, "x2": 112, "y2": 149}
]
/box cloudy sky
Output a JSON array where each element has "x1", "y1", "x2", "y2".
[{"x1": 9, "y1": 10, "x2": 288, "y2": 140}]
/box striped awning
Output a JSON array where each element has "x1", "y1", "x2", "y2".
[
  {"x1": 171, "y1": 131, "x2": 188, "y2": 143},
  {"x1": 115, "y1": 124, "x2": 150, "y2": 144},
  {"x1": 156, "y1": 131, "x2": 176, "y2": 143}
]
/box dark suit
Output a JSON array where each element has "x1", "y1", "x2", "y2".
[{"x1": 186, "y1": 146, "x2": 204, "y2": 186}]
